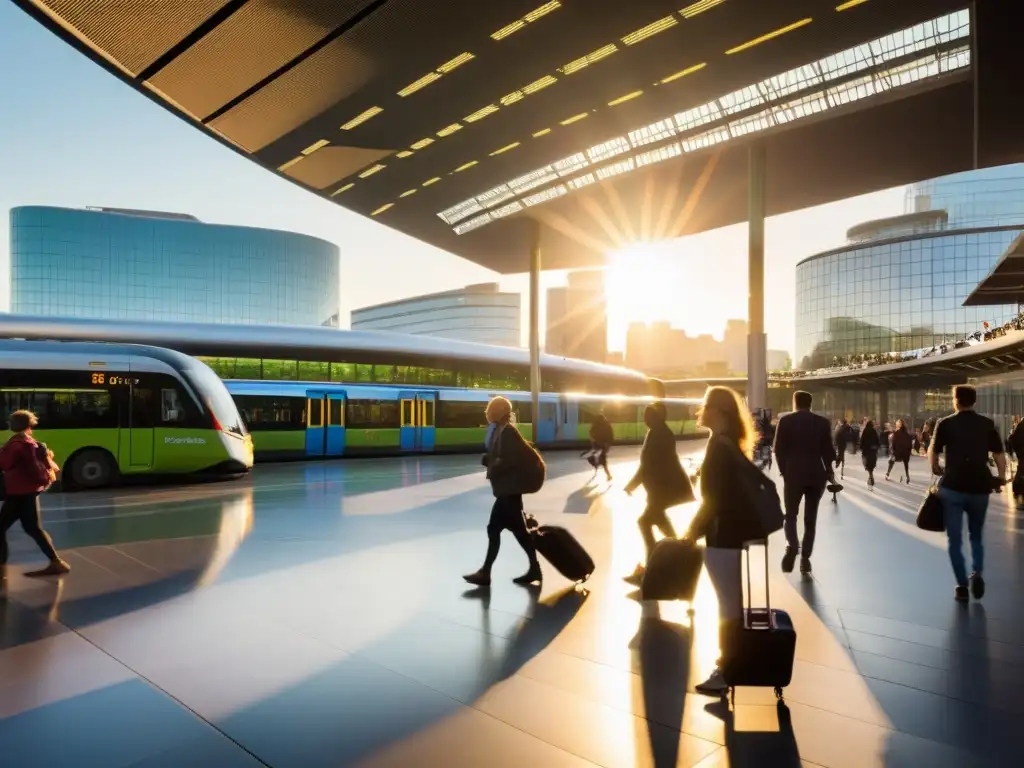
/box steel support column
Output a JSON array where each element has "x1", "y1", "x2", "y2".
[
  {"x1": 529, "y1": 222, "x2": 542, "y2": 440},
  {"x1": 747, "y1": 144, "x2": 768, "y2": 411}
]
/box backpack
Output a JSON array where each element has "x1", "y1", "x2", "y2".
[
  {"x1": 27, "y1": 441, "x2": 56, "y2": 489},
  {"x1": 518, "y1": 441, "x2": 546, "y2": 494},
  {"x1": 723, "y1": 438, "x2": 783, "y2": 537}
]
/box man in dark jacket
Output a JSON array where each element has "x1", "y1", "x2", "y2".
[
  {"x1": 623, "y1": 403, "x2": 694, "y2": 584},
  {"x1": 772, "y1": 391, "x2": 836, "y2": 574},
  {"x1": 833, "y1": 419, "x2": 855, "y2": 479},
  {"x1": 0, "y1": 410, "x2": 69, "y2": 578}
]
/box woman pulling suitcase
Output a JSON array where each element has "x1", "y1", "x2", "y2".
[
  {"x1": 684, "y1": 386, "x2": 765, "y2": 696},
  {"x1": 464, "y1": 396, "x2": 543, "y2": 587}
]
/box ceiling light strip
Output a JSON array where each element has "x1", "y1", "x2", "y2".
[
  {"x1": 396, "y1": 150, "x2": 414, "y2": 158},
  {"x1": 358, "y1": 164, "x2": 386, "y2": 178},
  {"x1": 278, "y1": 156, "x2": 303, "y2": 172},
  {"x1": 835, "y1": 0, "x2": 869, "y2": 10},
  {"x1": 454, "y1": 161, "x2": 479, "y2": 172},
  {"x1": 533, "y1": 128, "x2": 552, "y2": 137},
  {"x1": 454, "y1": 213, "x2": 492, "y2": 235},
  {"x1": 679, "y1": 0, "x2": 726, "y2": 19},
  {"x1": 661, "y1": 61, "x2": 707, "y2": 83},
  {"x1": 608, "y1": 90, "x2": 643, "y2": 106},
  {"x1": 397, "y1": 72, "x2": 442, "y2": 97},
  {"x1": 330, "y1": 183, "x2": 354, "y2": 197},
  {"x1": 436, "y1": 123, "x2": 463, "y2": 137},
  {"x1": 340, "y1": 106, "x2": 383, "y2": 130},
  {"x1": 399, "y1": 189, "x2": 418, "y2": 198},
  {"x1": 371, "y1": 204, "x2": 393, "y2": 216},
  {"x1": 410, "y1": 138, "x2": 435, "y2": 150},
  {"x1": 726, "y1": 18, "x2": 813, "y2": 55},
  {"x1": 423, "y1": 177, "x2": 441, "y2": 187},
  {"x1": 464, "y1": 105, "x2": 499, "y2": 123},
  {"x1": 490, "y1": 142, "x2": 521, "y2": 156},
  {"x1": 437, "y1": 52, "x2": 475, "y2": 73},
  {"x1": 522, "y1": 75, "x2": 558, "y2": 94},
  {"x1": 622, "y1": 16, "x2": 679, "y2": 46},
  {"x1": 491, "y1": 1, "x2": 562, "y2": 40},
  {"x1": 560, "y1": 112, "x2": 589, "y2": 125},
  {"x1": 301, "y1": 139, "x2": 329, "y2": 156},
  {"x1": 560, "y1": 44, "x2": 618, "y2": 75}
]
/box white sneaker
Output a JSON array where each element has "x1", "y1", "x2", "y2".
[{"x1": 695, "y1": 669, "x2": 729, "y2": 696}]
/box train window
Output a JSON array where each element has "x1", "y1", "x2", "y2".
[
  {"x1": 234, "y1": 395, "x2": 306, "y2": 431},
  {"x1": 297, "y1": 361, "x2": 329, "y2": 382},
  {"x1": 373, "y1": 365, "x2": 396, "y2": 383},
  {"x1": 437, "y1": 401, "x2": 488, "y2": 429},
  {"x1": 1, "y1": 388, "x2": 118, "y2": 430},
  {"x1": 330, "y1": 362, "x2": 356, "y2": 382},
  {"x1": 198, "y1": 357, "x2": 261, "y2": 379},
  {"x1": 261, "y1": 360, "x2": 298, "y2": 380},
  {"x1": 308, "y1": 398, "x2": 323, "y2": 427},
  {"x1": 355, "y1": 364, "x2": 374, "y2": 383},
  {"x1": 346, "y1": 399, "x2": 400, "y2": 429}
]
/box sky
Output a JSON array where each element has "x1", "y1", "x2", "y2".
[{"x1": 0, "y1": 3, "x2": 908, "y2": 356}]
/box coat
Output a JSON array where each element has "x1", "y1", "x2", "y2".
[
  {"x1": 773, "y1": 409, "x2": 836, "y2": 489},
  {"x1": 891, "y1": 428, "x2": 914, "y2": 461},
  {"x1": 624, "y1": 422, "x2": 694, "y2": 507},
  {"x1": 485, "y1": 422, "x2": 537, "y2": 497}
]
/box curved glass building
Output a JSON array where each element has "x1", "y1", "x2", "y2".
[
  {"x1": 795, "y1": 165, "x2": 1024, "y2": 370},
  {"x1": 9, "y1": 206, "x2": 340, "y2": 327}
]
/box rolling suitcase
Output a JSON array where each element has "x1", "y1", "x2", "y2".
[
  {"x1": 721, "y1": 540, "x2": 797, "y2": 700},
  {"x1": 640, "y1": 538, "x2": 703, "y2": 603},
  {"x1": 527, "y1": 516, "x2": 595, "y2": 583}
]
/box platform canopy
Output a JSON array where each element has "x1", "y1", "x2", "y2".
[
  {"x1": 16, "y1": 0, "x2": 1019, "y2": 272},
  {"x1": 963, "y1": 232, "x2": 1024, "y2": 307}
]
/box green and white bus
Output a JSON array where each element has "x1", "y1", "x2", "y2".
[{"x1": 0, "y1": 340, "x2": 253, "y2": 489}]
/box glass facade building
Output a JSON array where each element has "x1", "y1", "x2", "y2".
[
  {"x1": 795, "y1": 165, "x2": 1024, "y2": 370},
  {"x1": 351, "y1": 283, "x2": 520, "y2": 347},
  {"x1": 9, "y1": 206, "x2": 340, "y2": 326}
]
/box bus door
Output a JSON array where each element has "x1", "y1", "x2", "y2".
[
  {"x1": 399, "y1": 391, "x2": 437, "y2": 451},
  {"x1": 128, "y1": 382, "x2": 155, "y2": 468},
  {"x1": 562, "y1": 398, "x2": 580, "y2": 442},
  {"x1": 305, "y1": 390, "x2": 327, "y2": 457},
  {"x1": 536, "y1": 400, "x2": 557, "y2": 445},
  {"x1": 325, "y1": 392, "x2": 346, "y2": 457}
]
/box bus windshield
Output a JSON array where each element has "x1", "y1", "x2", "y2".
[{"x1": 182, "y1": 361, "x2": 248, "y2": 437}]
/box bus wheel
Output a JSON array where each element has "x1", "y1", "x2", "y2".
[{"x1": 69, "y1": 450, "x2": 117, "y2": 489}]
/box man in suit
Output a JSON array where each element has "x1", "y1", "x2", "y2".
[{"x1": 773, "y1": 391, "x2": 836, "y2": 574}]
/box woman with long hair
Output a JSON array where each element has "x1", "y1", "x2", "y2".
[
  {"x1": 686, "y1": 386, "x2": 763, "y2": 696},
  {"x1": 860, "y1": 419, "x2": 881, "y2": 488},
  {"x1": 464, "y1": 396, "x2": 542, "y2": 587}
]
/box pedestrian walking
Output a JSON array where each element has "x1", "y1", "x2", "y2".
[
  {"x1": 928, "y1": 385, "x2": 1006, "y2": 602},
  {"x1": 464, "y1": 396, "x2": 543, "y2": 587},
  {"x1": 0, "y1": 410, "x2": 69, "y2": 579},
  {"x1": 772, "y1": 391, "x2": 836, "y2": 574}
]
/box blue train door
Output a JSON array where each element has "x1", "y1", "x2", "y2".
[
  {"x1": 536, "y1": 400, "x2": 557, "y2": 445},
  {"x1": 326, "y1": 393, "x2": 346, "y2": 456},
  {"x1": 399, "y1": 390, "x2": 436, "y2": 451},
  {"x1": 305, "y1": 390, "x2": 326, "y2": 457}
]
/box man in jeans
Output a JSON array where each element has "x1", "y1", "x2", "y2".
[{"x1": 929, "y1": 385, "x2": 1006, "y2": 602}]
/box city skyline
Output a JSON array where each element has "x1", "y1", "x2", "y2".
[{"x1": 0, "y1": 2, "x2": 907, "y2": 358}]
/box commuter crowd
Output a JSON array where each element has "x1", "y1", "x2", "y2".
[{"x1": 458, "y1": 380, "x2": 1011, "y2": 700}]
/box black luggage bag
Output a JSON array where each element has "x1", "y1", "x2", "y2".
[
  {"x1": 641, "y1": 538, "x2": 703, "y2": 603},
  {"x1": 527, "y1": 516, "x2": 595, "y2": 583},
  {"x1": 720, "y1": 540, "x2": 797, "y2": 700}
]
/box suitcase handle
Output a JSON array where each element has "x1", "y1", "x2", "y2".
[{"x1": 743, "y1": 538, "x2": 771, "y2": 622}]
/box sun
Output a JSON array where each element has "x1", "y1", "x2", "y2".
[{"x1": 606, "y1": 241, "x2": 683, "y2": 326}]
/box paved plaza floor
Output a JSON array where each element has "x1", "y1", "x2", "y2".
[{"x1": 1, "y1": 444, "x2": 1021, "y2": 767}]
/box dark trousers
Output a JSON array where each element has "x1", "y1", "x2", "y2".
[
  {"x1": 638, "y1": 503, "x2": 677, "y2": 560},
  {"x1": 887, "y1": 457, "x2": 910, "y2": 478},
  {"x1": 482, "y1": 495, "x2": 537, "y2": 571},
  {"x1": 782, "y1": 484, "x2": 824, "y2": 557},
  {"x1": 0, "y1": 493, "x2": 58, "y2": 565},
  {"x1": 835, "y1": 446, "x2": 847, "y2": 470}
]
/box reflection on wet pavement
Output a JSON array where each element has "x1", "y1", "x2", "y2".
[{"x1": 1, "y1": 447, "x2": 1021, "y2": 766}]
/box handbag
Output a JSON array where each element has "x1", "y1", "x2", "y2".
[{"x1": 916, "y1": 479, "x2": 945, "y2": 532}]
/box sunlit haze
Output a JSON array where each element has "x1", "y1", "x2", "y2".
[{"x1": 0, "y1": 3, "x2": 906, "y2": 357}]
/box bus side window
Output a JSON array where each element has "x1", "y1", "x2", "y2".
[{"x1": 161, "y1": 389, "x2": 185, "y2": 423}]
